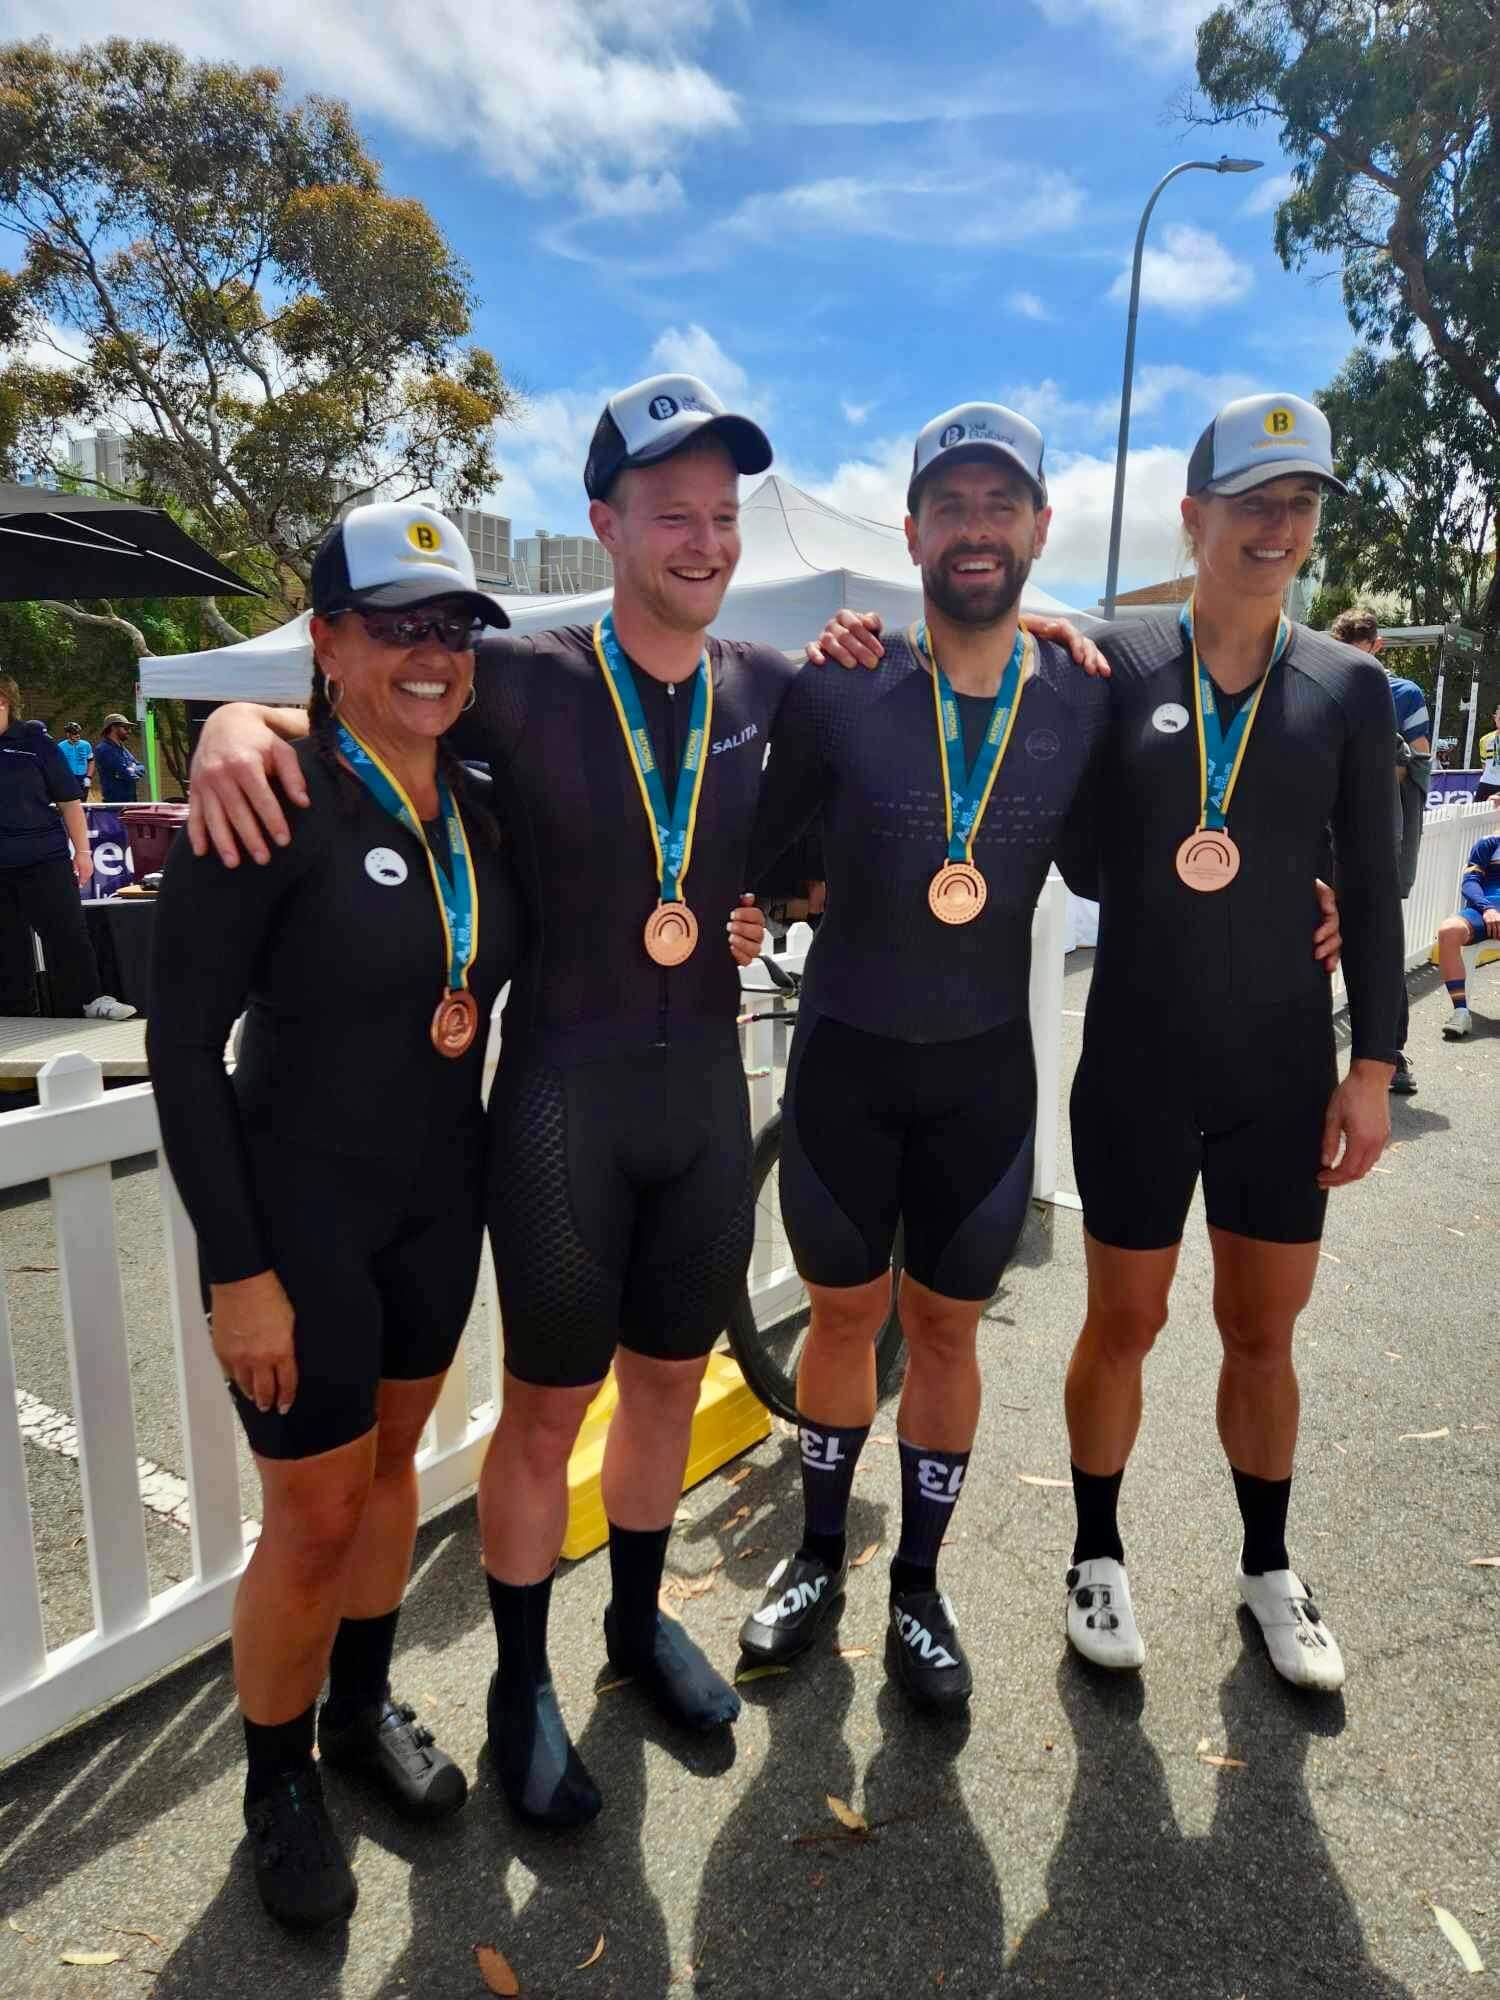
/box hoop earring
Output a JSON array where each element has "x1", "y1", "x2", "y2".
[
  {"x1": 461, "y1": 686, "x2": 477, "y2": 712},
  {"x1": 325, "y1": 677, "x2": 344, "y2": 714}
]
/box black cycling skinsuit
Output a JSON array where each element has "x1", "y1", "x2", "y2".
[
  {"x1": 450, "y1": 626, "x2": 798, "y2": 1388},
  {"x1": 1067, "y1": 616, "x2": 1403, "y2": 1250},
  {"x1": 749, "y1": 632, "x2": 1108, "y2": 1300},
  {"x1": 149, "y1": 742, "x2": 522, "y2": 1458}
]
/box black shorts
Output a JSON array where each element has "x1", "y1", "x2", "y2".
[
  {"x1": 1071, "y1": 1030, "x2": 1336, "y2": 1251},
  {"x1": 488, "y1": 1033, "x2": 754, "y2": 1388},
  {"x1": 780, "y1": 1011, "x2": 1036, "y2": 1302},
  {"x1": 227, "y1": 1120, "x2": 485, "y2": 1461}
]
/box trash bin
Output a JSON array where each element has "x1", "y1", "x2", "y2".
[{"x1": 120, "y1": 804, "x2": 189, "y2": 878}]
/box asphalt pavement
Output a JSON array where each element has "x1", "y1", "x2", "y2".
[{"x1": 0, "y1": 952, "x2": 1495, "y2": 1998}]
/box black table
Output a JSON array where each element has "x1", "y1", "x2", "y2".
[{"x1": 82, "y1": 895, "x2": 158, "y2": 1011}]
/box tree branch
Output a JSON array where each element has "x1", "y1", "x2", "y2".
[{"x1": 40, "y1": 598, "x2": 150, "y2": 657}]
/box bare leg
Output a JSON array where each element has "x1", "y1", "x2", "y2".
[
  {"x1": 795, "y1": 1272, "x2": 891, "y2": 1426},
  {"x1": 340, "y1": 1373, "x2": 447, "y2": 1619},
  {"x1": 1436, "y1": 915, "x2": 1472, "y2": 991},
  {"x1": 1208, "y1": 1228, "x2": 1319, "y2": 1481},
  {"x1": 478, "y1": 1371, "x2": 598, "y2": 1583},
  {"x1": 896, "y1": 1274, "x2": 983, "y2": 1452},
  {"x1": 234, "y1": 1431, "x2": 376, "y2": 1724},
  {"x1": 602, "y1": 1347, "x2": 711, "y2": 1528},
  {"x1": 1064, "y1": 1233, "x2": 1179, "y2": 1475}
]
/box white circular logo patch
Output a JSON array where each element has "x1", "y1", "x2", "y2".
[
  {"x1": 1152, "y1": 703, "x2": 1190, "y2": 735},
  {"x1": 365, "y1": 846, "x2": 408, "y2": 887}
]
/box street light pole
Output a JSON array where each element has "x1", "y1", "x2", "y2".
[{"x1": 1100, "y1": 155, "x2": 1263, "y2": 622}]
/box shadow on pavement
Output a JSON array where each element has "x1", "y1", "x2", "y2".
[
  {"x1": 690, "y1": 1651, "x2": 1007, "y2": 1998},
  {"x1": 1005, "y1": 1641, "x2": 1414, "y2": 1997}
]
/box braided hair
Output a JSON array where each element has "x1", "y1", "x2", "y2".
[{"x1": 307, "y1": 650, "x2": 499, "y2": 849}]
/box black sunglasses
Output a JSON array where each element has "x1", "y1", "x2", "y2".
[{"x1": 337, "y1": 607, "x2": 482, "y2": 652}]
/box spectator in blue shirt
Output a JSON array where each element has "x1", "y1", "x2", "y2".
[
  {"x1": 57, "y1": 723, "x2": 93, "y2": 788},
  {"x1": 1331, "y1": 607, "x2": 1430, "y2": 1093},
  {"x1": 1435, "y1": 833, "x2": 1500, "y2": 1041},
  {"x1": 0, "y1": 676, "x2": 135, "y2": 1020},
  {"x1": 94, "y1": 713, "x2": 145, "y2": 803}
]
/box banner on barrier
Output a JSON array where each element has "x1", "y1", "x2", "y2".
[{"x1": 79, "y1": 805, "x2": 135, "y2": 901}]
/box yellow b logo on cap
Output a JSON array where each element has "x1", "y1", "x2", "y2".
[
  {"x1": 407, "y1": 521, "x2": 441, "y2": 553},
  {"x1": 1264, "y1": 407, "x2": 1296, "y2": 437}
]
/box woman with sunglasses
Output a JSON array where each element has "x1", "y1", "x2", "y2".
[
  {"x1": 148, "y1": 504, "x2": 522, "y2": 1929},
  {"x1": 1061, "y1": 394, "x2": 1401, "y2": 1693}
]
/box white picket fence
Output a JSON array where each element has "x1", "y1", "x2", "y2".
[
  {"x1": 1329, "y1": 796, "x2": 1500, "y2": 1008},
  {"x1": 0, "y1": 865, "x2": 1095, "y2": 1766}
]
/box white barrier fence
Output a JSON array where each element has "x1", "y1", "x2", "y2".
[
  {"x1": 1329, "y1": 797, "x2": 1500, "y2": 1009},
  {"x1": 0, "y1": 866, "x2": 1057, "y2": 1765}
]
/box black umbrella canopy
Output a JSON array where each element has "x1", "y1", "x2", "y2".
[{"x1": 0, "y1": 482, "x2": 258, "y2": 602}]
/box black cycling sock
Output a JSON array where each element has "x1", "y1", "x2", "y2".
[
  {"x1": 243, "y1": 1703, "x2": 316, "y2": 1805},
  {"x1": 1232, "y1": 1466, "x2": 1292, "y2": 1576},
  {"x1": 796, "y1": 1417, "x2": 868, "y2": 1563},
  {"x1": 487, "y1": 1569, "x2": 552, "y2": 1692},
  {"x1": 323, "y1": 1608, "x2": 400, "y2": 1726},
  {"x1": 1070, "y1": 1463, "x2": 1126, "y2": 1566},
  {"x1": 893, "y1": 1439, "x2": 969, "y2": 1594},
  {"x1": 604, "y1": 1604, "x2": 740, "y2": 1730},
  {"x1": 606, "y1": 1523, "x2": 672, "y2": 1664}
]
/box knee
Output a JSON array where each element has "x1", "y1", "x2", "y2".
[
  {"x1": 371, "y1": 1425, "x2": 423, "y2": 1484},
  {"x1": 810, "y1": 1285, "x2": 891, "y2": 1351},
  {"x1": 1438, "y1": 917, "x2": 1468, "y2": 946},
  {"x1": 901, "y1": 1298, "x2": 977, "y2": 1369},
  {"x1": 1217, "y1": 1313, "x2": 1294, "y2": 1371},
  {"x1": 616, "y1": 1355, "x2": 705, "y2": 1428},
  {"x1": 495, "y1": 1389, "x2": 591, "y2": 1479},
  {"x1": 1086, "y1": 1297, "x2": 1168, "y2": 1365},
  {"x1": 265, "y1": 1481, "x2": 367, "y2": 1589}
]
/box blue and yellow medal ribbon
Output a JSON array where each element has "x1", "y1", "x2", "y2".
[
  {"x1": 593, "y1": 612, "x2": 712, "y2": 903},
  {"x1": 912, "y1": 620, "x2": 1030, "y2": 863},
  {"x1": 335, "y1": 721, "x2": 478, "y2": 992},
  {"x1": 1178, "y1": 596, "x2": 1290, "y2": 831}
]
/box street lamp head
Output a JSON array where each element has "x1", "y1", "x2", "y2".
[{"x1": 1216, "y1": 156, "x2": 1264, "y2": 173}]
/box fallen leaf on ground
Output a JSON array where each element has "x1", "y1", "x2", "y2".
[
  {"x1": 1385, "y1": 1351, "x2": 1403, "y2": 1360},
  {"x1": 1194, "y1": 1739, "x2": 1247, "y2": 1770},
  {"x1": 808, "y1": 1872, "x2": 825, "y2": 1888},
  {"x1": 59, "y1": 1953, "x2": 122, "y2": 1967},
  {"x1": 1431, "y1": 1904, "x2": 1485, "y2": 1973},
  {"x1": 724, "y1": 1464, "x2": 752, "y2": 1487},
  {"x1": 776, "y1": 1418, "x2": 798, "y2": 1438},
  {"x1": 596, "y1": 1676, "x2": 633, "y2": 1694},
  {"x1": 1319, "y1": 1251, "x2": 1342, "y2": 1264},
  {"x1": 1331, "y1": 1442, "x2": 1347, "y2": 1455},
  {"x1": 1043, "y1": 1739, "x2": 1054, "y2": 1752},
  {"x1": 835, "y1": 1646, "x2": 871, "y2": 1659},
  {"x1": 475, "y1": 1943, "x2": 520, "y2": 1994},
  {"x1": 7, "y1": 1919, "x2": 37, "y2": 1943},
  {"x1": 850, "y1": 1541, "x2": 881, "y2": 1567},
  {"x1": 7, "y1": 1264, "x2": 56, "y2": 1273},
  {"x1": 867, "y1": 1435, "x2": 895, "y2": 1446},
  {"x1": 673, "y1": 1510, "x2": 691, "y2": 1523},
  {"x1": 1398, "y1": 1427, "x2": 1450, "y2": 1441},
  {"x1": 111, "y1": 1928, "x2": 164, "y2": 1948},
  {"x1": 1446, "y1": 1227, "x2": 1466, "y2": 1237},
  {"x1": 1470, "y1": 1556, "x2": 1500, "y2": 1568},
  {"x1": 827, "y1": 1795, "x2": 869, "y2": 1834},
  {"x1": 1018, "y1": 1475, "x2": 1070, "y2": 1489},
  {"x1": 725, "y1": 1504, "x2": 752, "y2": 1527},
  {"x1": 734, "y1": 1663, "x2": 790, "y2": 1684},
  {"x1": 576, "y1": 1935, "x2": 605, "y2": 1970}
]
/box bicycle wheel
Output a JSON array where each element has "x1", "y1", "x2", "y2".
[{"x1": 727, "y1": 1110, "x2": 906, "y2": 1424}]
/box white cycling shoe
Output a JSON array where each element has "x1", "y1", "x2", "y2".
[
  {"x1": 83, "y1": 994, "x2": 137, "y2": 1021},
  {"x1": 1064, "y1": 1557, "x2": 1145, "y2": 1671},
  {"x1": 1443, "y1": 1007, "x2": 1472, "y2": 1040},
  {"x1": 1238, "y1": 1564, "x2": 1345, "y2": 1692}
]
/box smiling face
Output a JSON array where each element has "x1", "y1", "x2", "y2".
[
  {"x1": 589, "y1": 439, "x2": 742, "y2": 635},
  {"x1": 907, "y1": 458, "x2": 1051, "y2": 627},
  {"x1": 310, "y1": 600, "x2": 476, "y2": 749},
  {"x1": 1182, "y1": 475, "x2": 1324, "y2": 603}
]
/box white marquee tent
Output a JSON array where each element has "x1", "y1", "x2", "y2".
[{"x1": 139, "y1": 475, "x2": 1094, "y2": 703}]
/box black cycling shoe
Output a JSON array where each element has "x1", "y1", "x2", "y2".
[
  {"x1": 604, "y1": 1607, "x2": 741, "y2": 1730},
  {"x1": 487, "y1": 1671, "x2": 602, "y2": 1829},
  {"x1": 317, "y1": 1694, "x2": 468, "y2": 1820},
  {"x1": 1389, "y1": 1054, "x2": 1418, "y2": 1095},
  {"x1": 243, "y1": 1765, "x2": 357, "y2": 1931},
  {"x1": 886, "y1": 1589, "x2": 973, "y2": 1713},
  {"x1": 738, "y1": 1551, "x2": 848, "y2": 1664}
]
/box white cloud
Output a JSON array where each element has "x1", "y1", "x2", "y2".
[
  {"x1": 577, "y1": 170, "x2": 685, "y2": 219},
  {"x1": 14, "y1": 0, "x2": 738, "y2": 201},
  {"x1": 1008, "y1": 289, "x2": 1053, "y2": 322},
  {"x1": 646, "y1": 324, "x2": 772, "y2": 420},
  {"x1": 1240, "y1": 171, "x2": 1296, "y2": 217},
  {"x1": 1030, "y1": 0, "x2": 1211, "y2": 58},
  {"x1": 997, "y1": 364, "x2": 1257, "y2": 445},
  {"x1": 841, "y1": 400, "x2": 873, "y2": 427},
  {"x1": 1108, "y1": 224, "x2": 1253, "y2": 319},
  {"x1": 729, "y1": 165, "x2": 1084, "y2": 248}
]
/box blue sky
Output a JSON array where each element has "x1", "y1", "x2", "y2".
[{"x1": 21, "y1": 0, "x2": 1359, "y2": 608}]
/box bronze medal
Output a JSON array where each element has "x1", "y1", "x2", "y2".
[
  {"x1": 644, "y1": 901, "x2": 699, "y2": 966},
  {"x1": 1175, "y1": 828, "x2": 1241, "y2": 893},
  {"x1": 431, "y1": 988, "x2": 479, "y2": 1058},
  {"x1": 928, "y1": 861, "x2": 988, "y2": 926}
]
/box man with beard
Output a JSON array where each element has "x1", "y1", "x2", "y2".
[{"x1": 737, "y1": 405, "x2": 1109, "y2": 1710}]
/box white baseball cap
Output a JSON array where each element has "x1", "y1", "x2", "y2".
[
  {"x1": 311, "y1": 502, "x2": 510, "y2": 626},
  {"x1": 908, "y1": 402, "x2": 1047, "y2": 511},
  {"x1": 1186, "y1": 393, "x2": 1347, "y2": 497},
  {"x1": 583, "y1": 373, "x2": 773, "y2": 500}
]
